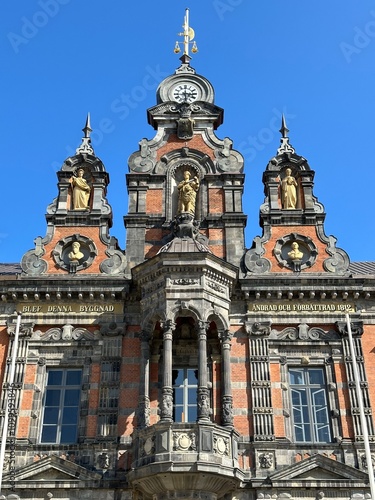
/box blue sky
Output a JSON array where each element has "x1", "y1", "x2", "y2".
[{"x1": 1, "y1": 1, "x2": 375, "y2": 263}]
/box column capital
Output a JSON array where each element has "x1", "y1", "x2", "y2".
[
  {"x1": 137, "y1": 330, "x2": 152, "y2": 343},
  {"x1": 219, "y1": 329, "x2": 233, "y2": 345},
  {"x1": 160, "y1": 319, "x2": 175, "y2": 334}
]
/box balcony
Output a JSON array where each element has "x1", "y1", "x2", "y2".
[{"x1": 128, "y1": 421, "x2": 243, "y2": 499}]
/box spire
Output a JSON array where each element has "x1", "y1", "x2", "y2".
[
  {"x1": 279, "y1": 114, "x2": 289, "y2": 138},
  {"x1": 76, "y1": 113, "x2": 95, "y2": 155},
  {"x1": 173, "y1": 8, "x2": 198, "y2": 59},
  {"x1": 277, "y1": 114, "x2": 295, "y2": 155}
]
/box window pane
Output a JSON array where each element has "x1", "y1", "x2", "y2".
[
  {"x1": 317, "y1": 425, "x2": 330, "y2": 442},
  {"x1": 64, "y1": 389, "x2": 80, "y2": 406},
  {"x1": 45, "y1": 389, "x2": 61, "y2": 406},
  {"x1": 312, "y1": 388, "x2": 327, "y2": 407},
  {"x1": 62, "y1": 407, "x2": 79, "y2": 424},
  {"x1": 174, "y1": 406, "x2": 183, "y2": 422},
  {"x1": 173, "y1": 369, "x2": 183, "y2": 385},
  {"x1": 309, "y1": 369, "x2": 324, "y2": 385},
  {"x1": 41, "y1": 426, "x2": 57, "y2": 443},
  {"x1": 60, "y1": 425, "x2": 77, "y2": 443},
  {"x1": 294, "y1": 425, "x2": 304, "y2": 442},
  {"x1": 289, "y1": 369, "x2": 304, "y2": 385},
  {"x1": 66, "y1": 370, "x2": 82, "y2": 385},
  {"x1": 48, "y1": 371, "x2": 63, "y2": 385},
  {"x1": 43, "y1": 407, "x2": 59, "y2": 424},
  {"x1": 174, "y1": 388, "x2": 183, "y2": 404},
  {"x1": 188, "y1": 406, "x2": 197, "y2": 422},
  {"x1": 188, "y1": 387, "x2": 197, "y2": 404},
  {"x1": 187, "y1": 369, "x2": 198, "y2": 384}
]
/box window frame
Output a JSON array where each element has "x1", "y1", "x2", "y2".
[
  {"x1": 40, "y1": 368, "x2": 83, "y2": 444},
  {"x1": 289, "y1": 366, "x2": 332, "y2": 444},
  {"x1": 172, "y1": 367, "x2": 198, "y2": 423}
]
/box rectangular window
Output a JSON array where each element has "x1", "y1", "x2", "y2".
[
  {"x1": 172, "y1": 368, "x2": 198, "y2": 422},
  {"x1": 41, "y1": 369, "x2": 82, "y2": 444},
  {"x1": 97, "y1": 413, "x2": 118, "y2": 437},
  {"x1": 100, "y1": 360, "x2": 121, "y2": 383},
  {"x1": 289, "y1": 367, "x2": 331, "y2": 443},
  {"x1": 99, "y1": 386, "x2": 119, "y2": 409}
]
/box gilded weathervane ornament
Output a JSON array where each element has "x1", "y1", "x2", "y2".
[{"x1": 174, "y1": 8, "x2": 198, "y2": 56}]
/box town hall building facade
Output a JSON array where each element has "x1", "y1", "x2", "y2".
[{"x1": 1, "y1": 11, "x2": 375, "y2": 500}]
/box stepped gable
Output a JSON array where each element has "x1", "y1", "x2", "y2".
[
  {"x1": 242, "y1": 116, "x2": 350, "y2": 276},
  {"x1": 20, "y1": 115, "x2": 126, "y2": 277}
]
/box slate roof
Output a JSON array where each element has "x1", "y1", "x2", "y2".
[
  {"x1": 348, "y1": 262, "x2": 375, "y2": 275},
  {"x1": 0, "y1": 263, "x2": 21, "y2": 275}
]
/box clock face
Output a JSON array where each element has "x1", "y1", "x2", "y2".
[{"x1": 172, "y1": 83, "x2": 199, "y2": 103}]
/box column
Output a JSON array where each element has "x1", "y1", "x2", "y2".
[
  {"x1": 160, "y1": 320, "x2": 174, "y2": 421},
  {"x1": 137, "y1": 330, "x2": 151, "y2": 428},
  {"x1": 197, "y1": 320, "x2": 211, "y2": 421},
  {"x1": 220, "y1": 329, "x2": 234, "y2": 427}
]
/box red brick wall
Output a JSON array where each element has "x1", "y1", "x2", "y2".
[
  {"x1": 156, "y1": 134, "x2": 215, "y2": 161},
  {"x1": 208, "y1": 189, "x2": 224, "y2": 214}
]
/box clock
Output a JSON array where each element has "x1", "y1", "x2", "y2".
[{"x1": 172, "y1": 83, "x2": 199, "y2": 103}]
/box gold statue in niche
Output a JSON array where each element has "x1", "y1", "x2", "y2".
[
  {"x1": 177, "y1": 171, "x2": 199, "y2": 215},
  {"x1": 71, "y1": 168, "x2": 91, "y2": 210},
  {"x1": 281, "y1": 168, "x2": 297, "y2": 209}
]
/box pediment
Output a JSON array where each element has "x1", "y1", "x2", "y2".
[
  {"x1": 269, "y1": 454, "x2": 368, "y2": 484},
  {"x1": 4, "y1": 455, "x2": 102, "y2": 487}
]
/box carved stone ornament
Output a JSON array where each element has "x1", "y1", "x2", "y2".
[
  {"x1": 323, "y1": 234, "x2": 350, "y2": 274},
  {"x1": 222, "y1": 396, "x2": 234, "y2": 426},
  {"x1": 160, "y1": 389, "x2": 173, "y2": 420},
  {"x1": 258, "y1": 452, "x2": 274, "y2": 469},
  {"x1": 99, "y1": 322, "x2": 125, "y2": 337},
  {"x1": 52, "y1": 234, "x2": 97, "y2": 273},
  {"x1": 173, "y1": 432, "x2": 197, "y2": 452},
  {"x1": 143, "y1": 435, "x2": 155, "y2": 456},
  {"x1": 21, "y1": 236, "x2": 48, "y2": 276},
  {"x1": 128, "y1": 138, "x2": 157, "y2": 173},
  {"x1": 214, "y1": 137, "x2": 244, "y2": 172},
  {"x1": 97, "y1": 452, "x2": 110, "y2": 470},
  {"x1": 176, "y1": 103, "x2": 195, "y2": 140},
  {"x1": 172, "y1": 278, "x2": 199, "y2": 286},
  {"x1": 336, "y1": 320, "x2": 364, "y2": 337},
  {"x1": 273, "y1": 233, "x2": 318, "y2": 272},
  {"x1": 32, "y1": 325, "x2": 99, "y2": 341},
  {"x1": 213, "y1": 434, "x2": 230, "y2": 456},
  {"x1": 246, "y1": 321, "x2": 272, "y2": 337},
  {"x1": 242, "y1": 236, "x2": 271, "y2": 275},
  {"x1": 270, "y1": 324, "x2": 339, "y2": 341},
  {"x1": 138, "y1": 396, "x2": 151, "y2": 429},
  {"x1": 198, "y1": 388, "x2": 212, "y2": 420},
  {"x1": 99, "y1": 236, "x2": 126, "y2": 275},
  {"x1": 7, "y1": 319, "x2": 34, "y2": 337}
]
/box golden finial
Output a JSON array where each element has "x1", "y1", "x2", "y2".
[{"x1": 174, "y1": 8, "x2": 198, "y2": 56}]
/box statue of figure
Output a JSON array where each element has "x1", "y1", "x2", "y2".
[
  {"x1": 281, "y1": 168, "x2": 297, "y2": 209},
  {"x1": 68, "y1": 242, "x2": 84, "y2": 261},
  {"x1": 71, "y1": 168, "x2": 91, "y2": 210},
  {"x1": 288, "y1": 242, "x2": 303, "y2": 261},
  {"x1": 177, "y1": 171, "x2": 199, "y2": 215}
]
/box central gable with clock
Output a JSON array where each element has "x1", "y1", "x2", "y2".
[{"x1": 124, "y1": 52, "x2": 247, "y2": 275}]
